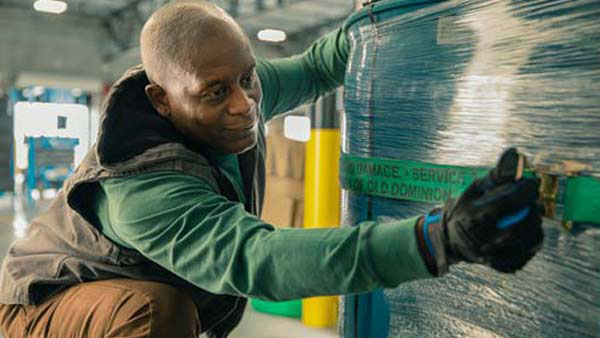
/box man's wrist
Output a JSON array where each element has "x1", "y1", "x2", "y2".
[
  {"x1": 368, "y1": 217, "x2": 434, "y2": 286},
  {"x1": 415, "y1": 209, "x2": 450, "y2": 276},
  {"x1": 415, "y1": 216, "x2": 437, "y2": 275}
]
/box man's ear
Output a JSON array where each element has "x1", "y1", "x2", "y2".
[{"x1": 145, "y1": 83, "x2": 171, "y2": 118}]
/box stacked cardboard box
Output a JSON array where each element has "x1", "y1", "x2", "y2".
[{"x1": 262, "y1": 116, "x2": 305, "y2": 228}]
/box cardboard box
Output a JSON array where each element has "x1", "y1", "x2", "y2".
[{"x1": 262, "y1": 117, "x2": 305, "y2": 228}]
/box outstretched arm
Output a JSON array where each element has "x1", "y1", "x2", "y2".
[
  {"x1": 97, "y1": 171, "x2": 431, "y2": 301},
  {"x1": 257, "y1": 25, "x2": 350, "y2": 121}
]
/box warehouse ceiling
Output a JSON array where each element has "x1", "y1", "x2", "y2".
[{"x1": 0, "y1": 0, "x2": 353, "y2": 59}]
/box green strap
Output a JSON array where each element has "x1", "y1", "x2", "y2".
[
  {"x1": 564, "y1": 176, "x2": 600, "y2": 224},
  {"x1": 340, "y1": 154, "x2": 489, "y2": 203},
  {"x1": 340, "y1": 153, "x2": 600, "y2": 225}
]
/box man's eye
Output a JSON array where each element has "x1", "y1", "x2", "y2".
[
  {"x1": 205, "y1": 87, "x2": 228, "y2": 100},
  {"x1": 241, "y1": 74, "x2": 255, "y2": 88}
]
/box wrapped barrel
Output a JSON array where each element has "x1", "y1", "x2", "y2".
[{"x1": 340, "y1": 0, "x2": 600, "y2": 337}]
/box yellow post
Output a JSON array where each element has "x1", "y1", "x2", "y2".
[{"x1": 302, "y1": 94, "x2": 340, "y2": 328}]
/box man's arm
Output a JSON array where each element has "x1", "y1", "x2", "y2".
[
  {"x1": 98, "y1": 171, "x2": 431, "y2": 301},
  {"x1": 257, "y1": 25, "x2": 349, "y2": 121}
]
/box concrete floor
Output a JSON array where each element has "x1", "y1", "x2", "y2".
[
  {"x1": 0, "y1": 195, "x2": 339, "y2": 338},
  {"x1": 230, "y1": 307, "x2": 338, "y2": 338}
]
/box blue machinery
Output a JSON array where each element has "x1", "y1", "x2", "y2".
[
  {"x1": 341, "y1": 0, "x2": 600, "y2": 337},
  {"x1": 9, "y1": 86, "x2": 88, "y2": 201},
  {"x1": 25, "y1": 136, "x2": 79, "y2": 199}
]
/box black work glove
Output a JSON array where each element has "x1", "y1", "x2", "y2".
[{"x1": 415, "y1": 150, "x2": 544, "y2": 275}]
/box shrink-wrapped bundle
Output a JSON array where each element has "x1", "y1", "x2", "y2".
[{"x1": 340, "y1": 0, "x2": 600, "y2": 337}]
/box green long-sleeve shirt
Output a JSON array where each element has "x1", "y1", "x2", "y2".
[{"x1": 92, "y1": 26, "x2": 432, "y2": 301}]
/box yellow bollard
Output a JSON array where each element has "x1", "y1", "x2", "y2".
[{"x1": 302, "y1": 95, "x2": 340, "y2": 328}]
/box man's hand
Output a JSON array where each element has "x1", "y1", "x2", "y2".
[{"x1": 416, "y1": 149, "x2": 544, "y2": 276}]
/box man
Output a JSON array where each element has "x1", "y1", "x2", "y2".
[{"x1": 0, "y1": 1, "x2": 543, "y2": 337}]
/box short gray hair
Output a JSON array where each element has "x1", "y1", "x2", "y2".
[{"x1": 140, "y1": 1, "x2": 244, "y2": 84}]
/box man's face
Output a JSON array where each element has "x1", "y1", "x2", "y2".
[{"x1": 161, "y1": 33, "x2": 262, "y2": 154}]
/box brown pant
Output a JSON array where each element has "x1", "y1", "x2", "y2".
[{"x1": 0, "y1": 279, "x2": 200, "y2": 338}]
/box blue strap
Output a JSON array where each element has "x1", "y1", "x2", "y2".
[
  {"x1": 497, "y1": 206, "x2": 530, "y2": 229},
  {"x1": 423, "y1": 212, "x2": 441, "y2": 257}
]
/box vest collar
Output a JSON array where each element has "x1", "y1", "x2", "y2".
[{"x1": 95, "y1": 65, "x2": 187, "y2": 169}]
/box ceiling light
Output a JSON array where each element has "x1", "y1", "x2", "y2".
[
  {"x1": 33, "y1": 0, "x2": 68, "y2": 14},
  {"x1": 257, "y1": 29, "x2": 287, "y2": 42}
]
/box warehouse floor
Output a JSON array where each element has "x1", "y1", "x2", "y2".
[{"x1": 0, "y1": 197, "x2": 339, "y2": 338}]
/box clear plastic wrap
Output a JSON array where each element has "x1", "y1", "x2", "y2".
[{"x1": 341, "y1": 0, "x2": 600, "y2": 337}]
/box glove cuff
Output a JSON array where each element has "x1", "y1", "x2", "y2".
[{"x1": 415, "y1": 208, "x2": 450, "y2": 276}]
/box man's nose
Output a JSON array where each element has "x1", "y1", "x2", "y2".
[{"x1": 228, "y1": 86, "x2": 253, "y2": 116}]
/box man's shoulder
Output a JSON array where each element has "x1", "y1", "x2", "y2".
[{"x1": 101, "y1": 168, "x2": 218, "y2": 193}]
